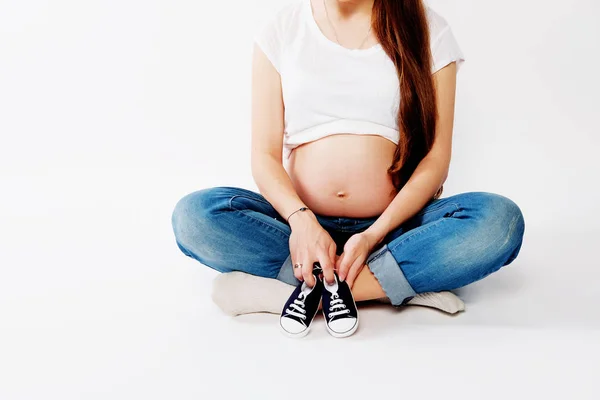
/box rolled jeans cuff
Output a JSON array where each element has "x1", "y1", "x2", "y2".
[
  {"x1": 276, "y1": 254, "x2": 301, "y2": 287},
  {"x1": 366, "y1": 243, "x2": 417, "y2": 306}
]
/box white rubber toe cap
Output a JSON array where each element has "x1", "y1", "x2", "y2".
[
  {"x1": 280, "y1": 317, "x2": 308, "y2": 336},
  {"x1": 328, "y1": 317, "x2": 358, "y2": 336}
]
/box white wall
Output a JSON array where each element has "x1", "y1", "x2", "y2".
[
  {"x1": 2, "y1": 0, "x2": 598, "y2": 232},
  {"x1": 429, "y1": 0, "x2": 600, "y2": 234}
]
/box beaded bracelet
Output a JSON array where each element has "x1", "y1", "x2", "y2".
[{"x1": 286, "y1": 206, "x2": 309, "y2": 222}]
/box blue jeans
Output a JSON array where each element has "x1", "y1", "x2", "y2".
[{"x1": 171, "y1": 186, "x2": 525, "y2": 306}]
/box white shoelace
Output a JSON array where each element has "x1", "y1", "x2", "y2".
[
  {"x1": 328, "y1": 292, "x2": 351, "y2": 319},
  {"x1": 285, "y1": 292, "x2": 307, "y2": 320}
]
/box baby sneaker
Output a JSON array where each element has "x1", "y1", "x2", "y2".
[
  {"x1": 322, "y1": 271, "x2": 359, "y2": 338},
  {"x1": 279, "y1": 263, "x2": 324, "y2": 338}
]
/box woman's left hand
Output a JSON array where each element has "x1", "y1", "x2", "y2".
[{"x1": 336, "y1": 232, "x2": 377, "y2": 288}]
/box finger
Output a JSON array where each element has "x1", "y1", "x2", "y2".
[
  {"x1": 345, "y1": 259, "x2": 366, "y2": 288},
  {"x1": 302, "y1": 259, "x2": 315, "y2": 287},
  {"x1": 338, "y1": 252, "x2": 355, "y2": 281},
  {"x1": 335, "y1": 252, "x2": 345, "y2": 275},
  {"x1": 319, "y1": 247, "x2": 336, "y2": 285},
  {"x1": 292, "y1": 256, "x2": 303, "y2": 282},
  {"x1": 329, "y1": 242, "x2": 337, "y2": 263}
]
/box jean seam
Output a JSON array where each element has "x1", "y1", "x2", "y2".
[
  {"x1": 388, "y1": 207, "x2": 457, "y2": 254},
  {"x1": 504, "y1": 213, "x2": 524, "y2": 265},
  {"x1": 229, "y1": 196, "x2": 290, "y2": 240},
  {"x1": 367, "y1": 245, "x2": 387, "y2": 264},
  {"x1": 367, "y1": 246, "x2": 417, "y2": 305},
  {"x1": 416, "y1": 201, "x2": 460, "y2": 216},
  {"x1": 229, "y1": 193, "x2": 273, "y2": 208}
]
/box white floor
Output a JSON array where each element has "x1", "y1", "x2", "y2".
[{"x1": 1, "y1": 171, "x2": 599, "y2": 400}]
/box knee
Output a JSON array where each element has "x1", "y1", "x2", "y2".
[
  {"x1": 484, "y1": 193, "x2": 524, "y2": 238},
  {"x1": 435, "y1": 193, "x2": 525, "y2": 284},
  {"x1": 471, "y1": 192, "x2": 525, "y2": 262},
  {"x1": 171, "y1": 187, "x2": 230, "y2": 244},
  {"x1": 171, "y1": 190, "x2": 202, "y2": 245}
]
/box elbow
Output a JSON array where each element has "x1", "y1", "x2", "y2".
[
  {"x1": 250, "y1": 156, "x2": 264, "y2": 185},
  {"x1": 251, "y1": 150, "x2": 281, "y2": 185},
  {"x1": 250, "y1": 149, "x2": 266, "y2": 177},
  {"x1": 425, "y1": 151, "x2": 450, "y2": 184},
  {"x1": 441, "y1": 167, "x2": 449, "y2": 184}
]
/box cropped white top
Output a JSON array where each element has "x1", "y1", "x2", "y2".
[{"x1": 253, "y1": 0, "x2": 465, "y2": 160}]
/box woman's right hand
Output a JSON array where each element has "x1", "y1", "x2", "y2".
[{"x1": 288, "y1": 213, "x2": 337, "y2": 287}]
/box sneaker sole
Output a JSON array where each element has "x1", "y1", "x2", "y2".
[
  {"x1": 279, "y1": 323, "x2": 311, "y2": 338},
  {"x1": 324, "y1": 280, "x2": 359, "y2": 338}
]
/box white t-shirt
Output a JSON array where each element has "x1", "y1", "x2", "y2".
[{"x1": 254, "y1": 0, "x2": 465, "y2": 160}]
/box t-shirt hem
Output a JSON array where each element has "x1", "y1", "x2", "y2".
[{"x1": 283, "y1": 120, "x2": 399, "y2": 159}]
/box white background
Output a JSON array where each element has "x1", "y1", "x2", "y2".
[{"x1": 1, "y1": 0, "x2": 599, "y2": 399}]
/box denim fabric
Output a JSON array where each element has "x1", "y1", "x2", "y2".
[{"x1": 171, "y1": 186, "x2": 525, "y2": 306}]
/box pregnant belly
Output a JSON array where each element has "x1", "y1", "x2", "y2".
[{"x1": 285, "y1": 134, "x2": 399, "y2": 218}]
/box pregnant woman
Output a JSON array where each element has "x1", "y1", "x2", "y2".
[{"x1": 171, "y1": 0, "x2": 525, "y2": 323}]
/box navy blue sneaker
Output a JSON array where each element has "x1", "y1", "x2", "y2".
[
  {"x1": 279, "y1": 263, "x2": 324, "y2": 338},
  {"x1": 322, "y1": 272, "x2": 359, "y2": 338}
]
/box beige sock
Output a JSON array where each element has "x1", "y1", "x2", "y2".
[
  {"x1": 211, "y1": 272, "x2": 295, "y2": 316},
  {"x1": 212, "y1": 272, "x2": 465, "y2": 316},
  {"x1": 376, "y1": 291, "x2": 465, "y2": 314}
]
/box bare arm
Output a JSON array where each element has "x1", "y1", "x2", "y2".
[
  {"x1": 250, "y1": 43, "x2": 316, "y2": 226},
  {"x1": 363, "y1": 61, "x2": 458, "y2": 248},
  {"x1": 336, "y1": 62, "x2": 458, "y2": 285},
  {"x1": 250, "y1": 43, "x2": 337, "y2": 284}
]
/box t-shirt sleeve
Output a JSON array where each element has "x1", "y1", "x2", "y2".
[
  {"x1": 253, "y1": 8, "x2": 285, "y2": 73},
  {"x1": 428, "y1": 11, "x2": 465, "y2": 74}
]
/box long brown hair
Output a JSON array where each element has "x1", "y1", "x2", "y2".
[{"x1": 372, "y1": 0, "x2": 443, "y2": 200}]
